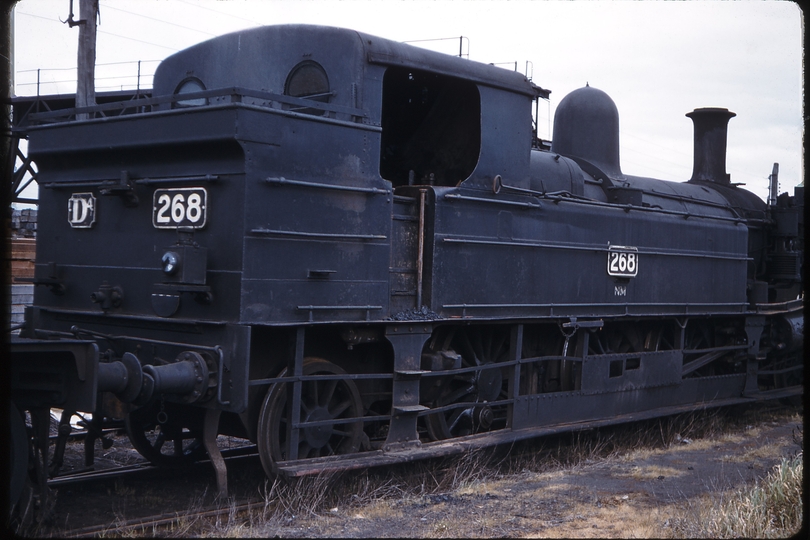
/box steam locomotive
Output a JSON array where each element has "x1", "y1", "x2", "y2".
[{"x1": 9, "y1": 24, "x2": 803, "y2": 505}]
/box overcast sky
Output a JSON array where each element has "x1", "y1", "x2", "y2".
[{"x1": 12, "y1": 0, "x2": 804, "y2": 202}]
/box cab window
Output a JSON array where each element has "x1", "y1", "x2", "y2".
[
  {"x1": 380, "y1": 67, "x2": 481, "y2": 187},
  {"x1": 173, "y1": 77, "x2": 207, "y2": 108},
  {"x1": 284, "y1": 61, "x2": 331, "y2": 115}
]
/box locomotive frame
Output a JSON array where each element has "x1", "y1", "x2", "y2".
[{"x1": 7, "y1": 24, "x2": 803, "y2": 503}]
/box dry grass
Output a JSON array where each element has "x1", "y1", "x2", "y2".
[
  {"x1": 524, "y1": 501, "x2": 674, "y2": 538},
  {"x1": 619, "y1": 464, "x2": 686, "y2": 481},
  {"x1": 718, "y1": 437, "x2": 792, "y2": 463},
  {"x1": 668, "y1": 452, "x2": 804, "y2": 538},
  {"x1": 77, "y1": 402, "x2": 800, "y2": 538},
  {"x1": 503, "y1": 405, "x2": 734, "y2": 474}
]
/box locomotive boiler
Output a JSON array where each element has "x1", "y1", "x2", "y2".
[{"x1": 8, "y1": 24, "x2": 803, "y2": 506}]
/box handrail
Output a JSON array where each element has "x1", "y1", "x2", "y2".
[{"x1": 23, "y1": 87, "x2": 369, "y2": 126}]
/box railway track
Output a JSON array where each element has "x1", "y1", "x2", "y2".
[
  {"x1": 47, "y1": 461, "x2": 158, "y2": 486},
  {"x1": 58, "y1": 498, "x2": 268, "y2": 538},
  {"x1": 46, "y1": 443, "x2": 258, "y2": 487},
  {"x1": 21, "y1": 401, "x2": 801, "y2": 538},
  {"x1": 12, "y1": 434, "x2": 262, "y2": 536}
]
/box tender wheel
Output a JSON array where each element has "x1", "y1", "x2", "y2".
[
  {"x1": 257, "y1": 358, "x2": 364, "y2": 478},
  {"x1": 424, "y1": 326, "x2": 509, "y2": 441},
  {"x1": 124, "y1": 401, "x2": 206, "y2": 466}
]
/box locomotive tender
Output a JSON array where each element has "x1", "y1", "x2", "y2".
[{"x1": 9, "y1": 24, "x2": 803, "y2": 498}]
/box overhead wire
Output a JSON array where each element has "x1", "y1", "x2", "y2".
[
  {"x1": 174, "y1": 0, "x2": 264, "y2": 25},
  {"x1": 99, "y1": 2, "x2": 219, "y2": 37},
  {"x1": 14, "y1": 4, "x2": 791, "y2": 191},
  {"x1": 14, "y1": 10, "x2": 61, "y2": 23},
  {"x1": 621, "y1": 132, "x2": 771, "y2": 186},
  {"x1": 96, "y1": 29, "x2": 180, "y2": 52},
  {"x1": 16, "y1": 10, "x2": 179, "y2": 53}
]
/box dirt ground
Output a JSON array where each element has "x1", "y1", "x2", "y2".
[
  {"x1": 27, "y1": 401, "x2": 803, "y2": 537},
  {"x1": 255, "y1": 403, "x2": 803, "y2": 538}
]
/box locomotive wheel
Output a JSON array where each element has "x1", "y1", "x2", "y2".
[
  {"x1": 771, "y1": 355, "x2": 803, "y2": 389},
  {"x1": 257, "y1": 358, "x2": 364, "y2": 478},
  {"x1": 124, "y1": 401, "x2": 207, "y2": 466},
  {"x1": 589, "y1": 323, "x2": 644, "y2": 355},
  {"x1": 425, "y1": 327, "x2": 509, "y2": 441},
  {"x1": 770, "y1": 355, "x2": 803, "y2": 406},
  {"x1": 682, "y1": 322, "x2": 735, "y2": 377}
]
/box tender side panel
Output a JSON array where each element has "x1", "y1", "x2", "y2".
[{"x1": 428, "y1": 189, "x2": 749, "y2": 318}]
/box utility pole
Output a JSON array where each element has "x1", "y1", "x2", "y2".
[
  {"x1": 2, "y1": 0, "x2": 21, "y2": 370},
  {"x1": 74, "y1": 0, "x2": 98, "y2": 119},
  {"x1": 2, "y1": 0, "x2": 19, "y2": 191}
]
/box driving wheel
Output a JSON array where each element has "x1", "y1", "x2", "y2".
[
  {"x1": 424, "y1": 326, "x2": 509, "y2": 440},
  {"x1": 257, "y1": 357, "x2": 364, "y2": 477}
]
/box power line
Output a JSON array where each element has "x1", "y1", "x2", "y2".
[
  {"x1": 621, "y1": 138, "x2": 770, "y2": 186},
  {"x1": 100, "y1": 2, "x2": 219, "y2": 37},
  {"x1": 15, "y1": 10, "x2": 64, "y2": 23},
  {"x1": 17, "y1": 10, "x2": 179, "y2": 53},
  {"x1": 174, "y1": 0, "x2": 264, "y2": 25},
  {"x1": 97, "y1": 29, "x2": 179, "y2": 52}
]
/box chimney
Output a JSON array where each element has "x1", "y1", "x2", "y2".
[{"x1": 686, "y1": 107, "x2": 736, "y2": 184}]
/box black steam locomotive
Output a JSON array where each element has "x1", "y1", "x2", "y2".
[{"x1": 9, "y1": 24, "x2": 803, "y2": 503}]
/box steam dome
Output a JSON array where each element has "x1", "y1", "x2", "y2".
[{"x1": 551, "y1": 85, "x2": 622, "y2": 177}]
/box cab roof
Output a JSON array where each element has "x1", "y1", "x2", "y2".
[{"x1": 153, "y1": 24, "x2": 549, "y2": 100}]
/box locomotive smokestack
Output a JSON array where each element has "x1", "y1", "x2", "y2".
[{"x1": 686, "y1": 107, "x2": 736, "y2": 184}]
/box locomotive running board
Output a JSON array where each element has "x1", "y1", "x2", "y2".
[{"x1": 275, "y1": 386, "x2": 802, "y2": 478}]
